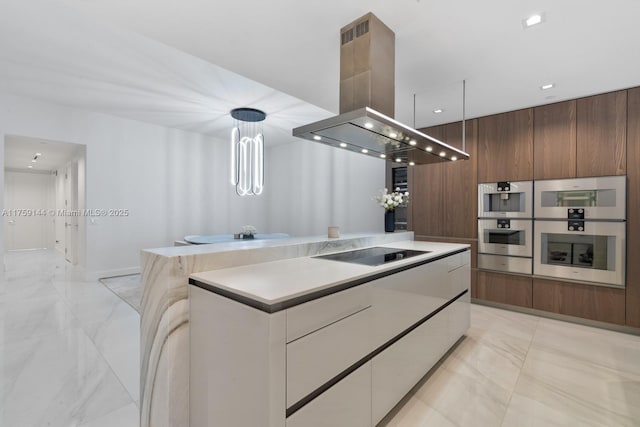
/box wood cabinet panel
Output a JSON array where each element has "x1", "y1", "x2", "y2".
[
  {"x1": 411, "y1": 125, "x2": 445, "y2": 236},
  {"x1": 410, "y1": 163, "x2": 444, "y2": 236},
  {"x1": 626, "y1": 87, "x2": 640, "y2": 327},
  {"x1": 478, "y1": 109, "x2": 533, "y2": 183},
  {"x1": 534, "y1": 100, "x2": 577, "y2": 179},
  {"x1": 532, "y1": 278, "x2": 625, "y2": 325},
  {"x1": 476, "y1": 271, "x2": 532, "y2": 308},
  {"x1": 576, "y1": 90, "x2": 627, "y2": 177},
  {"x1": 443, "y1": 120, "x2": 478, "y2": 238},
  {"x1": 412, "y1": 121, "x2": 478, "y2": 239}
]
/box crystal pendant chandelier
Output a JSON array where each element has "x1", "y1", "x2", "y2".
[{"x1": 230, "y1": 107, "x2": 265, "y2": 196}]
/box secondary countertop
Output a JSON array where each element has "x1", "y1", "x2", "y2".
[{"x1": 189, "y1": 241, "x2": 469, "y2": 313}]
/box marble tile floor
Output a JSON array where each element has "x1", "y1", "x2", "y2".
[
  {"x1": 1, "y1": 249, "x2": 139, "y2": 427},
  {"x1": 99, "y1": 274, "x2": 141, "y2": 313},
  {"x1": 2, "y1": 249, "x2": 639, "y2": 426}
]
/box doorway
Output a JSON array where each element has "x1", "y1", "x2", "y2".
[{"x1": 4, "y1": 135, "x2": 85, "y2": 265}]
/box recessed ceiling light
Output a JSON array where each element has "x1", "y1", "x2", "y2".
[
  {"x1": 339, "y1": 142, "x2": 347, "y2": 148},
  {"x1": 389, "y1": 132, "x2": 398, "y2": 138},
  {"x1": 395, "y1": 158, "x2": 402, "y2": 163},
  {"x1": 426, "y1": 146, "x2": 433, "y2": 152},
  {"x1": 28, "y1": 165, "x2": 33, "y2": 168},
  {"x1": 313, "y1": 135, "x2": 321, "y2": 141},
  {"x1": 380, "y1": 154, "x2": 386, "y2": 159},
  {"x1": 523, "y1": 13, "x2": 545, "y2": 28},
  {"x1": 35, "y1": 152, "x2": 42, "y2": 156},
  {"x1": 361, "y1": 148, "x2": 369, "y2": 153},
  {"x1": 31, "y1": 159, "x2": 37, "y2": 163},
  {"x1": 451, "y1": 156, "x2": 457, "y2": 161},
  {"x1": 364, "y1": 122, "x2": 374, "y2": 129},
  {"x1": 540, "y1": 83, "x2": 555, "y2": 90},
  {"x1": 439, "y1": 151, "x2": 446, "y2": 157},
  {"x1": 409, "y1": 161, "x2": 415, "y2": 166},
  {"x1": 409, "y1": 140, "x2": 417, "y2": 146},
  {"x1": 433, "y1": 109, "x2": 444, "y2": 114}
]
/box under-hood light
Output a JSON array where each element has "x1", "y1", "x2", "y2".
[
  {"x1": 292, "y1": 107, "x2": 469, "y2": 165},
  {"x1": 313, "y1": 135, "x2": 322, "y2": 140}
]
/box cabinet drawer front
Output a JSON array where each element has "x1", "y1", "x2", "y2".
[
  {"x1": 447, "y1": 250, "x2": 470, "y2": 272},
  {"x1": 286, "y1": 283, "x2": 371, "y2": 343},
  {"x1": 287, "y1": 307, "x2": 371, "y2": 407},
  {"x1": 286, "y1": 361, "x2": 371, "y2": 427},
  {"x1": 372, "y1": 301, "x2": 467, "y2": 425}
]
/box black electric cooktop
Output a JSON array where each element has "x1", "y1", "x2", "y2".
[{"x1": 314, "y1": 246, "x2": 430, "y2": 266}]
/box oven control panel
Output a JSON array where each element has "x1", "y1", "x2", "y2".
[
  {"x1": 568, "y1": 208, "x2": 585, "y2": 220},
  {"x1": 567, "y1": 220, "x2": 584, "y2": 232}
]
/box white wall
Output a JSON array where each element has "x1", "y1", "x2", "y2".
[
  {"x1": 0, "y1": 94, "x2": 269, "y2": 277},
  {"x1": 266, "y1": 140, "x2": 384, "y2": 236},
  {"x1": 0, "y1": 94, "x2": 385, "y2": 276}
]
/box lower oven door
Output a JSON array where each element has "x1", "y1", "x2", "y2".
[
  {"x1": 534, "y1": 220, "x2": 626, "y2": 287},
  {"x1": 478, "y1": 219, "x2": 532, "y2": 257}
]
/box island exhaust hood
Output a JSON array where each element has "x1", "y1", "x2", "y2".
[{"x1": 292, "y1": 13, "x2": 469, "y2": 165}]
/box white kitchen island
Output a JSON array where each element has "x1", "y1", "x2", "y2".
[
  {"x1": 189, "y1": 240, "x2": 470, "y2": 426},
  {"x1": 140, "y1": 232, "x2": 416, "y2": 427}
]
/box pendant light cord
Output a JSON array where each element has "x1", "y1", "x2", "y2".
[{"x1": 462, "y1": 79, "x2": 466, "y2": 153}]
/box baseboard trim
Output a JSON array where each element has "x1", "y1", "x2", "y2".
[
  {"x1": 471, "y1": 298, "x2": 640, "y2": 336},
  {"x1": 88, "y1": 267, "x2": 140, "y2": 281}
]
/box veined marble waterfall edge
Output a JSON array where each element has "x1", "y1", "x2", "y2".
[{"x1": 139, "y1": 232, "x2": 414, "y2": 427}]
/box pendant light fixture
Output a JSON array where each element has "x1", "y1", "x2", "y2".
[{"x1": 230, "y1": 107, "x2": 265, "y2": 196}]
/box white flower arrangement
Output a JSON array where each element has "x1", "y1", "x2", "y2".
[
  {"x1": 374, "y1": 188, "x2": 410, "y2": 211},
  {"x1": 241, "y1": 225, "x2": 257, "y2": 237}
]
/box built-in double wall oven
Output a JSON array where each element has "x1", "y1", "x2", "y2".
[
  {"x1": 533, "y1": 176, "x2": 626, "y2": 287},
  {"x1": 478, "y1": 181, "x2": 533, "y2": 274}
]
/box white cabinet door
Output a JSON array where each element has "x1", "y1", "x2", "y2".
[
  {"x1": 371, "y1": 306, "x2": 449, "y2": 425},
  {"x1": 287, "y1": 362, "x2": 371, "y2": 427},
  {"x1": 370, "y1": 258, "x2": 450, "y2": 350},
  {"x1": 287, "y1": 307, "x2": 371, "y2": 407}
]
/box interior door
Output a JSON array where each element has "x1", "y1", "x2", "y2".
[
  {"x1": 64, "y1": 162, "x2": 78, "y2": 264},
  {"x1": 3, "y1": 171, "x2": 51, "y2": 250}
]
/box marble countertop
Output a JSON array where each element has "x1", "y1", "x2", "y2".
[
  {"x1": 145, "y1": 232, "x2": 413, "y2": 257},
  {"x1": 189, "y1": 240, "x2": 469, "y2": 311}
]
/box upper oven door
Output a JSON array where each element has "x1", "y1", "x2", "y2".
[
  {"x1": 478, "y1": 219, "x2": 532, "y2": 257},
  {"x1": 534, "y1": 220, "x2": 626, "y2": 287},
  {"x1": 478, "y1": 181, "x2": 533, "y2": 218},
  {"x1": 534, "y1": 175, "x2": 626, "y2": 220}
]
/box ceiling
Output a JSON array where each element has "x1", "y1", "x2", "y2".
[
  {"x1": 1, "y1": 0, "x2": 640, "y2": 145},
  {"x1": 4, "y1": 135, "x2": 82, "y2": 172}
]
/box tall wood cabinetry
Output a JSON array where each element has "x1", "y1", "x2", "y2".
[
  {"x1": 532, "y1": 91, "x2": 627, "y2": 180},
  {"x1": 576, "y1": 91, "x2": 627, "y2": 177},
  {"x1": 626, "y1": 87, "x2": 640, "y2": 327},
  {"x1": 410, "y1": 120, "x2": 478, "y2": 296},
  {"x1": 408, "y1": 87, "x2": 639, "y2": 329},
  {"x1": 533, "y1": 100, "x2": 577, "y2": 180},
  {"x1": 478, "y1": 109, "x2": 533, "y2": 183},
  {"x1": 476, "y1": 110, "x2": 534, "y2": 307}
]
